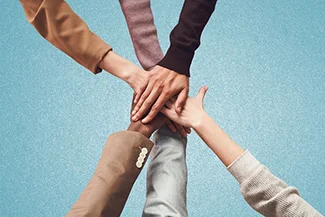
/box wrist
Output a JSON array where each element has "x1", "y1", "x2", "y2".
[
  {"x1": 99, "y1": 51, "x2": 135, "y2": 82},
  {"x1": 127, "y1": 122, "x2": 151, "y2": 138},
  {"x1": 192, "y1": 112, "x2": 210, "y2": 132}
]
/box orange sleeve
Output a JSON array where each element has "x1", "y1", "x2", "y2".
[{"x1": 20, "y1": 0, "x2": 112, "y2": 73}]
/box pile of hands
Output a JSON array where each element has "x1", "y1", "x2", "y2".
[{"x1": 124, "y1": 60, "x2": 209, "y2": 139}]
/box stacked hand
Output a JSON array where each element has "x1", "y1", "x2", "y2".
[
  {"x1": 161, "y1": 86, "x2": 208, "y2": 129},
  {"x1": 131, "y1": 65, "x2": 189, "y2": 124},
  {"x1": 130, "y1": 65, "x2": 191, "y2": 137},
  {"x1": 101, "y1": 52, "x2": 191, "y2": 137},
  {"x1": 128, "y1": 94, "x2": 167, "y2": 138}
]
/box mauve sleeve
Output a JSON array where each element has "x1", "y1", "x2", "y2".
[{"x1": 119, "y1": 0, "x2": 164, "y2": 70}]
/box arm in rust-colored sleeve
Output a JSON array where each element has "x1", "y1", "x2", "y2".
[{"x1": 20, "y1": 0, "x2": 112, "y2": 73}]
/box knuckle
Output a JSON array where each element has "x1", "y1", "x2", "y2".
[
  {"x1": 145, "y1": 98, "x2": 154, "y2": 105},
  {"x1": 157, "y1": 84, "x2": 164, "y2": 92},
  {"x1": 139, "y1": 86, "x2": 145, "y2": 92},
  {"x1": 164, "y1": 90, "x2": 171, "y2": 96},
  {"x1": 151, "y1": 107, "x2": 158, "y2": 112}
]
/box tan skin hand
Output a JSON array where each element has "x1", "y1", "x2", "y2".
[
  {"x1": 160, "y1": 86, "x2": 208, "y2": 128},
  {"x1": 131, "y1": 65, "x2": 189, "y2": 124},
  {"x1": 130, "y1": 93, "x2": 190, "y2": 137},
  {"x1": 100, "y1": 53, "x2": 190, "y2": 137},
  {"x1": 99, "y1": 51, "x2": 149, "y2": 104}
]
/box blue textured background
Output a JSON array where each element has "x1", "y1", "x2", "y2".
[{"x1": 1, "y1": 0, "x2": 324, "y2": 216}]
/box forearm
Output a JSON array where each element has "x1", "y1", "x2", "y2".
[
  {"x1": 228, "y1": 151, "x2": 323, "y2": 216},
  {"x1": 143, "y1": 126, "x2": 188, "y2": 217},
  {"x1": 194, "y1": 114, "x2": 322, "y2": 215},
  {"x1": 20, "y1": 0, "x2": 111, "y2": 73},
  {"x1": 158, "y1": 0, "x2": 217, "y2": 76},
  {"x1": 99, "y1": 51, "x2": 137, "y2": 82},
  {"x1": 119, "y1": 0, "x2": 163, "y2": 70},
  {"x1": 67, "y1": 131, "x2": 153, "y2": 217},
  {"x1": 193, "y1": 113, "x2": 244, "y2": 167}
]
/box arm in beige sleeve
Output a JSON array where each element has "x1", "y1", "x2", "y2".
[
  {"x1": 66, "y1": 131, "x2": 154, "y2": 217},
  {"x1": 119, "y1": 0, "x2": 164, "y2": 70},
  {"x1": 20, "y1": 0, "x2": 112, "y2": 73},
  {"x1": 227, "y1": 151, "x2": 323, "y2": 217},
  {"x1": 194, "y1": 114, "x2": 322, "y2": 216},
  {"x1": 161, "y1": 89, "x2": 322, "y2": 216}
]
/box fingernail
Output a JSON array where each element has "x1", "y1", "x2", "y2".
[
  {"x1": 142, "y1": 119, "x2": 147, "y2": 123},
  {"x1": 134, "y1": 99, "x2": 137, "y2": 103},
  {"x1": 132, "y1": 116, "x2": 137, "y2": 121},
  {"x1": 132, "y1": 110, "x2": 136, "y2": 115}
]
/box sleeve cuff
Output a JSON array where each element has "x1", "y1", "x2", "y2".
[
  {"x1": 86, "y1": 34, "x2": 112, "y2": 74},
  {"x1": 158, "y1": 45, "x2": 193, "y2": 77},
  {"x1": 227, "y1": 150, "x2": 261, "y2": 184}
]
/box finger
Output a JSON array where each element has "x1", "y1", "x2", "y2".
[
  {"x1": 158, "y1": 107, "x2": 176, "y2": 122},
  {"x1": 132, "y1": 87, "x2": 161, "y2": 121},
  {"x1": 197, "y1": 86, "x2": 208, "y2": 102},
  {"x1": 132, "y1": 82, "x2": 154, "y2": 116},
  {"x1": 166, "y1": 120, "x2": 177, "y2": 133},
  {"x1": 134, "y1": 92, "x2": 141, "y2": 104},
  {"x1": 174, "y1": 123, "x2": 187, "y2": 138},
  {"x1": 134, "y1": 84, "x2": 146, "y2": 104},
  {"x1": 130, "y1": 93, "x2": 136, "y2": 114},
  {"x1": 142, "y1": 92, "x2": 169, "y2": 123},
  {"x1": 175, "y1": 88, "x2": 189, "y2": 114}
]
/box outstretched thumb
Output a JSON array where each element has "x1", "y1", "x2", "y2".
[{"x1": 197, "y1": 86, "x2": 208, "y2": 103}]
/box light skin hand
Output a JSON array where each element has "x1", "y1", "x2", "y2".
[
  {"x1": 131, "y1": 65, "x2": 189, "y2": 124},
  {"x1": 165, "y1": 119, "x2": 191, "y2": 138},
  {"x1": 161, "y1": 86, "x2": 245, "y2": 167},
  {"x1": 99, "y1": 51, "x2": 149, "y2": 103},
  {"x1": 160, "y1": 86, "x2": 209, "y2": 128},
  {"x1": 99, "y1": 53, "x2": 190, "y2": 137}
]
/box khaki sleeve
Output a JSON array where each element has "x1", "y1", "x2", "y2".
[
  {"x1": 20, "y1": 0, "x2": 112, "y2": 73},
  {"x1": 66, "y1": 131, "x2": 154, "y2": 217}
]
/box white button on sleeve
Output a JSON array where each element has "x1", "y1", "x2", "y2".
[
  {"x1": 141, "y1": 148, "x2": 148, "y2": 155},
  {"x1": 138, "y1": 156, "x2": 144, "y2": 163},
  {"x1": 136, "y1": 161, "x2": 142, "y2": 168}
]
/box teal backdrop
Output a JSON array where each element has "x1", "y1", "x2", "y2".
[{"x1": 1, "y1": 0, "x2": 325, "y2": 216}]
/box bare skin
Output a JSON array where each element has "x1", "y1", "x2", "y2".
[
  {"x1": 131, "y1": 66, "x2": 189, "y2": 124},
  {"x1": 161, "y1": 86, "x2": 245, "y2": 167}
]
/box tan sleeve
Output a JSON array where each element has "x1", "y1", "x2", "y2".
[
  {"x1": 66, "y1": 131, "x2": 153, "y2": 217},
  {"x1": 20, "y1": 0, "x2": 112, "y2": 73}
]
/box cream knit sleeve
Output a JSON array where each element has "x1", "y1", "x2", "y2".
[{"x1": 227, "y1": 151, "x2": 323, "y2": 217}]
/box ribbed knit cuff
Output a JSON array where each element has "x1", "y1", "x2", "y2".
[
  {"x1": 227, "y1": 150, "x2": 260, "y2": 184},
  {"x1": 158, "y1": 45, "x2": 193, "y2": 77}
]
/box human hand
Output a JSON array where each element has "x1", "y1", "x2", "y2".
[
  {"x1": 128, "y1": 95, "x2": 167, "y2": 138},
  {"x1": 165, "y1": 119, "x2": 191, "y2": 138},
  {"x1": 131, "y1": 65, "x2": 189, "y2": 124},
  {"x1": 99, "y1": 51, "x2": 149, "y2": 103},
  {"x1": 160, "y1": 86, "x2": 208, "y2": 128}
]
